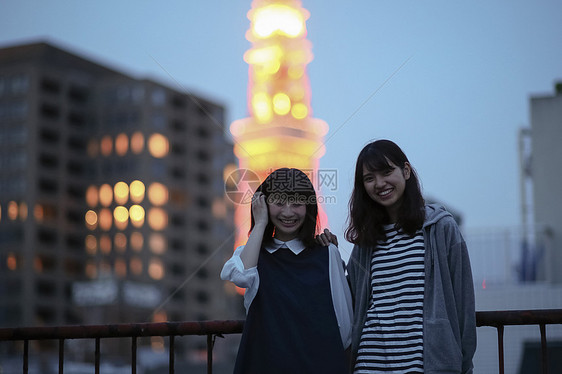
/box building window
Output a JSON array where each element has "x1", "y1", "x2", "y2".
[
  {"x1": 38, "y1": 178, "x2": 58, "y2": 194},
  {"x1": 40, "y1": 103, "x2": 60, "y2": 120},
  {"x1": 170, "y1": 94, "x2": 185, "y2": 109},
  {"x1": 151, "y1": 88, "x2": 166, "y2": 106},
  {"x1": 196, "y1": 243, "x2": 208, "y2": 255},
  {"x1": 36, "y1": 306, "x2": 55, "y2": 323},
  {"x1": 40, "y1": 78, "x2": 61, "y2": 95},
  {"x1": 68, "y1": 85, "x2": 89, "y2": 104},
  {"x1": 68, "y1": 111, "x2": 86, "y2": 127},
  {"x1": 64, "y1": 258, "x2": 83, "y2": 276},
  {"x1": 36, "y1": 280, "x2": 56, "y2": 297},
  {"x1": 11, "y1": 74, "x2": 30, "y2": 95},
  {"x1": 170, "y1": 166, "x2": 185, "y2": 179},
  {"x1": 196, "y1": 267, "x2": 208, "y2": 280},
  {"x1": 196, "y1": 290, "x2": 209, "y2": 304},
  {"x1": 196, "y1": 172, "x2": 210, "y2": 185},
  {"x1": 39, "y1": 153, "x2": 58, "y2": 169},
  {"x1": 37, "y1": 228, "x2": 57, "y2": 246},
  {"x1": 66, "y1": 161, "x2": 85, "y2": 176},
  {"x1": 39, "y1": 127, "x2": 60, "y2": 144}
]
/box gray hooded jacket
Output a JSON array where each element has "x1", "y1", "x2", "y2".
[{"x1": 347, "y1": 204, "x2": 476, "y2": 373}]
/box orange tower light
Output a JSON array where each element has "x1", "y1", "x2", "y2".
[{"x1": 231, "y1": 0, "x2": 329, "y2": 251}]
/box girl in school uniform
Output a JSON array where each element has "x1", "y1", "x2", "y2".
[{"x1": 221, "y1": 168, "x2": 352, "y2": 374}]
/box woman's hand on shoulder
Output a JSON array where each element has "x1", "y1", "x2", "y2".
[{"x1": 316, "y1": 228, "x2": 338, "y2": 247}]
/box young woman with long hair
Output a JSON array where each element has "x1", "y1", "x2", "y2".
[{"x1": 319, "y1": 140, "x2": 476, "y2": 373}]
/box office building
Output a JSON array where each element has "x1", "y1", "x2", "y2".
[{"x1": 0, "y1": 41, "x2": 236, "y2": 336}]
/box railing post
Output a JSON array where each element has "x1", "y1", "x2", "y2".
[
  {"x1": 169, "y1": 335, "x2": 175, "y2": 374},
  {"x1": 23, "y1": 339, "x2": 28, "y2": 374},
  {"x1": 207, "y1": 334, "x2": 213, "y2": 374},
  {"x1": 497, "y1": 325, "x2": 504, "y2": 374},
  {"x1": 132, "y1": 336, "x2": 137, "y2": 374},
  {"x1": 59, "y1": 338, "x2": 64, "y2": 374},
  {"x1": 95, "y1": 337, "x2": 100, "y2": 374},
  {"x1": 540, "y1": 323, "x2": 548, "y2": 374}
]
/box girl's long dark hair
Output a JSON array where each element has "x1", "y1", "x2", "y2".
[
  {"x1": 249, "y1": 168, "x2": 319, "y2": 248},
  {"x1": 345, "y1": 140, "x2": 425, "y2": 247}
]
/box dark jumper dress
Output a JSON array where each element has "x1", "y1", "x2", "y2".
[{"x1": 233, "y1": 245, "x2": 347, "y2": 374}]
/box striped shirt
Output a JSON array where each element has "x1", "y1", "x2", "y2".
[{"x1": 354, "y1": 225, "x2": 425, "y2": 373}]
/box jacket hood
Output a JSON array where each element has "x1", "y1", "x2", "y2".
[{"x1": 423, "y1": 203, "x2": 453, "y2": 228}]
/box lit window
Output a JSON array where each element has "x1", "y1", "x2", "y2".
[
  {"x1": 115, "y1": 258, "x2": 127, "y2": 278},
  {"x1": 149, "y1": 233, "x2": 166, "y2": 254},
  {"x1": 99, "y1": 184, "x2": 113, "y2": 207},
  {"x1": 130, "y1": 257, "x2": 143, "y2": 275},
  {"x1": 148, "y1": 258, "x2": 164, "y2": 280},
  {"x1": 130, "y1": 132, "x2": 144, "y2": 154},
  {"x1": 148, "y1": 133, "x2": 169, "y2": 158},
  {"x1": 99, "y1": 208, "x2": 112, "y2": 231},
  {"x1": 100, "y1": 135, "x2": 113, "y2": 156},
  {"x1": 148, "y1": 182, "x2": 168, "y2": 206},
  {"x1": 8, "y1": 201, "x2": 18, "y2": 220},
  {"x1": 114, "y1": 233, "x2": 127, "y2": 252},
  {"x1": 34, "y1": 204, "x2": 44, "y2": 222},
  {"x1": 130, "y1": 232, "x2": 144, "y2": 252},
  {"x1": 129, "y1": 205, "x2": 145, "y2": 228},
  {"x1": 99, "y1": 234, "x2": 111, "y2": 254},
  {"x1": 130, "y1": 180, "x2": 145, "y2": 203},
  {"x1": 7, "y1": 253, "x2": 17, "y2": 271},
  {"x1": 86, "y1": 185, "x2": 99, "y2": 207},
  {"x1": 85, "y1": 210, "x2": 98, "y2": 230},
  {"x1": 148, "y1": 208, "x2": 167, "y2": 231},
  {"x1": 113, "y1": 206, "x2": 129, "y2": 230},
  {"x1": 115, "y1": 133, "x2": 129, "y2": 156},
  {"x1": 114, "y1": 182, "x2": 129, "y2": 205},
  {"x1": 85, "y1": 235, "x2": 97, "y2": 255}
]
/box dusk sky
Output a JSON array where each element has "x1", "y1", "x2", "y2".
[{"x1": 2, "y1": 0, "x2": 561, "y2": 257}]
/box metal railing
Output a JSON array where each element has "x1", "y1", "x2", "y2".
[
  {"x1": 0, "y1": 320, "x2": 243, "y2": 374},
  {"x1": 0, "y1": 309, "x2": 561, "y2": 374},
  {"x1": 476, "y1": 309, "x2": 562, "y2": 374}
]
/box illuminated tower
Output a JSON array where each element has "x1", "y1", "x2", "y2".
[{"x1": 230, "y1": 0, "x2": 328, "y2": 248}]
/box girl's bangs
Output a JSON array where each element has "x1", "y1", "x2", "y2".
[{"x1": 363, "y1": 150, "x2": 393, "y2": 171}]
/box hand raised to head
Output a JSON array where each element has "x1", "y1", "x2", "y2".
[{"x1": 251, "y1": 192, "x2": 269, "y2": 227}]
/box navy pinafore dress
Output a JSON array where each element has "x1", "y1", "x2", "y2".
[{"x1": 233, "y1": 245, "x2": 347, "y2": 374}]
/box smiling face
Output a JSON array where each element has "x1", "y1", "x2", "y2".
[
  {"x1": 362, "y1": 159, "x2": 411, "y2": 223},
  {"x1": 267, "y1": 195, "x2": 307, "y2": 241}
]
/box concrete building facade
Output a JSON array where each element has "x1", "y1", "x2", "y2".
[
  {"x1": 0, "y1": 41, "x2": 236, "y2": 339},
  {"x1": 529, "y1": 83, "x2": 562, "y2": 283}
]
